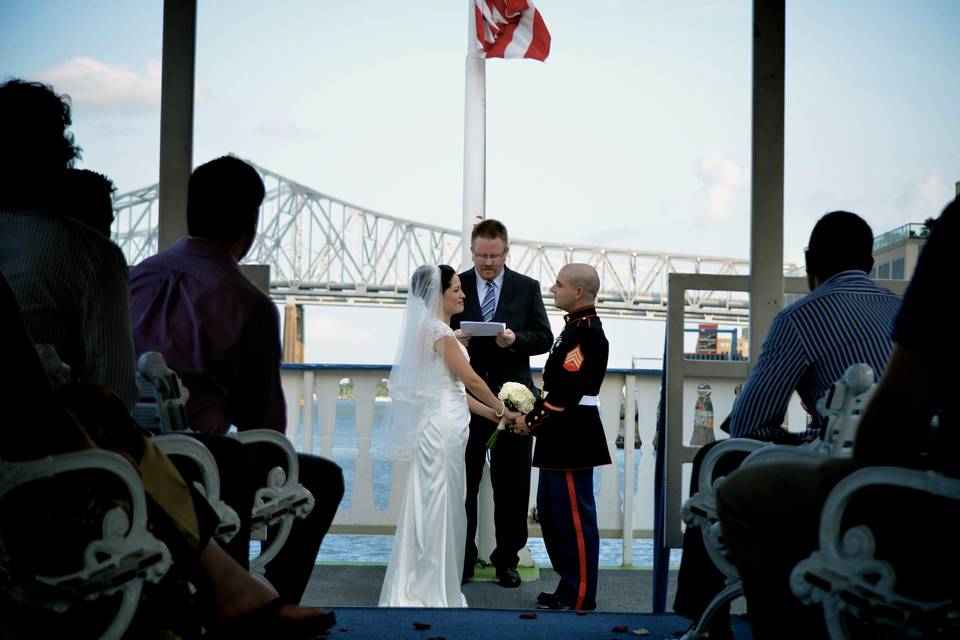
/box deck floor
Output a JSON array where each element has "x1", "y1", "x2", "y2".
[
  {"x1": 300, "y1": 565, "x2": 750, "y2": 639},
  {"x1": 302, "y1": 564, "x2": 747, "y2": 614}
]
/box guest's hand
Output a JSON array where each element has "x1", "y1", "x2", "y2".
[
  {"x1": 495, "y1": 328, "x2": 516, "y2": 349},
  {"x1": 454, "y1": 329, "x2": 471, "y2": 346}
]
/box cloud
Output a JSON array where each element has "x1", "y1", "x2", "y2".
[
  {"x1": 896, "y1": 173, "x2": 951, "y2": 220},
  {"x1": 692, "y1": 152, "x2": 748, "y2": 223},
  {"x1": 37, "y1": 57, "x2": 162, "y2": 111},
  {"x1": 258, "y1": 115, "x2": 316, "y2": 139}
]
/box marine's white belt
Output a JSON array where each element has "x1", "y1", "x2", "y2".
[{"x1": 543, "y1": 393, "x2": 599, "y2": 406}]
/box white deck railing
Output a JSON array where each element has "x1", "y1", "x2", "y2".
[{"x1": 280, "y1": 365, "x2": 750, "y2": 565}]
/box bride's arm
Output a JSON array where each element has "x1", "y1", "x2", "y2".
[
  {"x1": 467, "y1": 396, "x2": 521, "y2": 425},
  {"x1": 438, "y1": 336, "x2": 504, "y2": 416},
  {"x1": 467, "y1": 395, "x2": 498, "y2": 422}
]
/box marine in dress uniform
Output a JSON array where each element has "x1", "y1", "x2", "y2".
[{"x1": 517, "y1": 264, "x2": 611, "y2": 611}]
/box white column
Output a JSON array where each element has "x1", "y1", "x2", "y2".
[
  {"x1": 748, "y1": 0, "x2": 786, "y2": 363},
  {"x1": 462, "y1": 0, "x2": 486, "y2": 269},
  {"x1": 158, "y1": 0, "x2": 197, "y2": 251}
]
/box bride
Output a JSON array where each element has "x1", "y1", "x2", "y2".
[{"x1": 379, "y1": 264, "x2": 519, "y2": 607}]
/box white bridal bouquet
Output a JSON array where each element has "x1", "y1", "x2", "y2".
[{"x1": 485, "y1": 382, "x2": 536, "y2": 449}]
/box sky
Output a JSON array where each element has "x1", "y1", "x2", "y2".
[{"x1": 2, "y1": 0, "x2": 958, "y2": 364}]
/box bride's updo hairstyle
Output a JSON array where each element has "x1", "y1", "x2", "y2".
[
  {"x1": 410, "y1": 264, "x2": 456, "y2": 301},
  {"x1": 438, "y1": 265, "x2": 456, "y2": 292}
]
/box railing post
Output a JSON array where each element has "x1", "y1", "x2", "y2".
[
  {"x1": 280, "y1": 370, "x2": 302, "y2": 445},
  {"x1": 302, "y1": 369, "x2": 314, "y2": 454},
  {"x1": 652, "y1": 344, "x2": 670, "y2": 613},
  {"x1": 623, "y1": 374, "x2": 636, "y2": 565}
]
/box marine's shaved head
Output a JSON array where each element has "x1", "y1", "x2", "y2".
[{"x1": 559, "y1": 263, "x2": 600, "y2": 301}]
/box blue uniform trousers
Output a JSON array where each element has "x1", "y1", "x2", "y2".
[{"x1": 537, "y1": 468, "x2": 600, "y2": 610}]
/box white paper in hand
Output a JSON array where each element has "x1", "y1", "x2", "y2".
[{"x1": 460, "y1": 321, "x2": 506, "y2": 337}]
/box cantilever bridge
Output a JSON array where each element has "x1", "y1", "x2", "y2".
[{"x1": 112, "y1": 159, "x2": 784, "y2": 322}]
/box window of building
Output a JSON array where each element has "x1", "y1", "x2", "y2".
[{"x1": 891, "y1": 257, "x2": 905, "y2": 280}]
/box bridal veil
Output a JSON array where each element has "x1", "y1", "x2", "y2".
[{"x1": 378, "y1": 264, "x2": 445, "y2": 460}]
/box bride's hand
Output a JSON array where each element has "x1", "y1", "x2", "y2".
[{"x1": 503, "y1": 409, "x2": 522, "y2": 425}]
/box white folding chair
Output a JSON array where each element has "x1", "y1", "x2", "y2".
[
  {"x1": 679, "y1": 363, "x2": 876, "y2": 639},
  {"x1": 791, "y1": 466, "x2": 960, "y2": 639},
  {"x1": 0, "y1": 450, "x2": 171, "y2": 640},
  {"x1": 136, "y1": 352, "x2": 313, "y2": 579}
]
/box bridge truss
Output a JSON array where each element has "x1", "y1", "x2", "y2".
[{"x1": 113, "y1": 160, "x2": 788, "y2": 322}]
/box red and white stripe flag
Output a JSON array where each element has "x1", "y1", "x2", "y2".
[{"x1": 474, "y1": 0, "x2": 551, "y2": 61}]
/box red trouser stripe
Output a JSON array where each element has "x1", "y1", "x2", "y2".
[{"x1": 565, "y1": 470, "x2": 588, "y2": 610}]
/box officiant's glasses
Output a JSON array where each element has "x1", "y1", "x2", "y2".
[{"x1": 471, "y1": 248, "x2": 507, "y2": 263}]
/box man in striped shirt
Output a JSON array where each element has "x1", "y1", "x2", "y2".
[
  {"x1": 673, "y1": 211, "x2": 901, "y2": 639},
  {"x1": 728, "y1": 211, "x2": 901, "y2": 442},
  {"x1": 717, "y1": 199, "x2": 957, "y2": 640},
  {"x1": 0, "y1": 79, "x2": 139, "y2": 410}
]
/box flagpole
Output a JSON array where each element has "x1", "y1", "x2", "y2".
[{"x1": 462, "y1": 0, "x2": 486, "y2": 269}]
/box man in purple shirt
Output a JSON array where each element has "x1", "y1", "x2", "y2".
[
  {"x1": 130, "y1": 156, "x2": 343, "y2": 604},
  {"x1": 129, "y1": 213, "x2": 283, "y2": 432}
]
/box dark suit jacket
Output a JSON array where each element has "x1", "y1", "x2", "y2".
[{"x1": 452, "y1": 266, "x2": 553, "y2": 396}]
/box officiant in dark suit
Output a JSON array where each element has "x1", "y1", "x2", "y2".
[{"x1": 452, "y1": 219, "x2": 553, "y2": 588}]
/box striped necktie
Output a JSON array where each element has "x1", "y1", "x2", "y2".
[{"x1": 480, "y1": 280, "x2": 496, "y2": 322}]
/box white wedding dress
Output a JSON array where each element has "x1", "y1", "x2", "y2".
[{"x1": 379, "y1": 319, "x2": 470, "y2": 607}]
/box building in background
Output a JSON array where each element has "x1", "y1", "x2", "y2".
[{"x1": 870, "y1": 221, "x2": 933, "y2": 282}]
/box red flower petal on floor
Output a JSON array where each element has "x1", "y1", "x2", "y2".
[
  {"x1": 611, "y1": 624, "x2": 629, "y2": 632},
  {"x1": 519, "y1": 612, "x2": 538, "y2": 619},
  {"x1": 413, "y1": 622, "x2": 432, "y2": 630}
]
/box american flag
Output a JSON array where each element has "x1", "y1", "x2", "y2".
[{"x1": 474, "y1": 0, "x2": 551, "y2": 61}]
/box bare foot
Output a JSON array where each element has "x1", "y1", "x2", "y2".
[
  {"x1": 272, "y1": 602, "x2": 330, "y2": 622},
  {"x1": 198, "y1": 540, "x2": 328, "y2": 620}
]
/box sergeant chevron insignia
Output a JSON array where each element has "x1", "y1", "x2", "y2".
[{"x1": 563, "y1": 345, "x2": 584, "y2": 371}]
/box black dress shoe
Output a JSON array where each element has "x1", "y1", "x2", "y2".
[
  {"x1": 535, "y1": 592, "x2": 568, "y2": 610},
  {"x1": 536, "y1": 592, "x2": 597, "y2": 611},
  {"x1": 495, "y1": 566, "x2": 521, "y2": 588}
]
